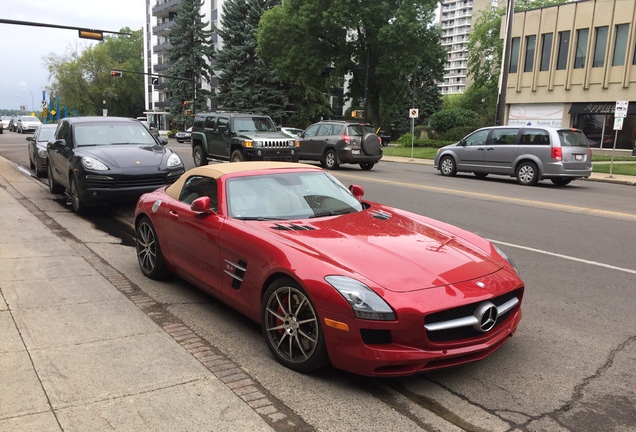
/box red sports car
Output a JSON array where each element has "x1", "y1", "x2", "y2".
[{"x1": 134, "y1": 161, "x2": 524, "y2": 377}]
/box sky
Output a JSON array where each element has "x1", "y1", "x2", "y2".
[{"x1": 0, "y1": 0, "x2": 146, "y2": 111}]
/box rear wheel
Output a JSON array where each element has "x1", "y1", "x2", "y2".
[
  {"x1": 47, "y1": 164, "x2": 64, "y2": 194},
  {"x1": 136, "y1": 216, "x2": 168, "y2": 280},
  {"x1": 322, "y1": 149, "x2": 339, "y2": 170},
  {"x1": 439, "y1": 156, "x2": 457, "y2": 176},
  {"x1": 359, "y1": 162, "x2": 374, "y2": 171},
  {"x1": 230, "y1": 149, "x2": 244, "y2": 162},
  {"x1": 193, "y1": 145, "x2": 207, "y2": 167},
  {"x1": 551, "y1": 178, "x2": 572, "y2": 186},
  {"x1": 516, "y1": 161, "x2": 539, "y2": 185},
  {"x1": 474, "y1": 172, "x2": 489, "y2": 179},
  {"x1": 262, "y1": 278, "x2": 328, "y2": 373}
]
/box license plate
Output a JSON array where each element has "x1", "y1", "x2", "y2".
[
  {"x1": 575, "y1": 154, "x2": 583, "y2": 161},
  {"x1": 352, "y1": 149, "x2": 360, "y2": 155}
]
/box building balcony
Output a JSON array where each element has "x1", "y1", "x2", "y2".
[
  {"x1": 152, "y1": 0, "x2": 181, "y2": 18},
  {"x1": 154, "y1": 63, "x2": 171, "y2": 72},
  {"x1": 153, "y1": 41, "x2": 173, "y2": 54},
  {"x1": 154, "y1": 101, "x2": 172, "y2": 109},
  {"x1": 152, "y1": 20, "x2": 175, "y2": 37}
]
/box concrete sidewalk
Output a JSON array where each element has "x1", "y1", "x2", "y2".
[
  {"x1": 0, "y1": 156, "x2": 275, "y2": 431},
  {"x1": 381, "y1": 155, "x2": 636, "y2": 185}
]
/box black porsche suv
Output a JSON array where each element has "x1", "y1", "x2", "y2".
[{"x1": 190, "y1": 112, "x2": 299, "y2": 166}]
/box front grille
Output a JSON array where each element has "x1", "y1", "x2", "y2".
[
  {"x1": 86, "y1": 175, "x2": 173, "y2": 189},
  {"x1": 424, "y1": 290, "x2": 521, "y2": 343},
  {"x1": 361, "y1": 329, "x2": 392, "y2": 345},
  {"x1": 257, "y1": 139, "x2": 294, "y2": 148}
]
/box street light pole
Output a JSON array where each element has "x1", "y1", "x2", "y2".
[{"x1": 20, "y1": 87, "x2": 35, "y2": 113}]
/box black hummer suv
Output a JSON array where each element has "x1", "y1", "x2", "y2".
[{"x1": 190, "y1": 112, "x2": 299, "y2": 166}]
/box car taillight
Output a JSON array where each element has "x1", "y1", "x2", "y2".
[
  {"x1": 342, "y1": 134, "x2": 351, "y2": 144},
  {"x1": 551, "y1": 147, "x2": 562, "y2": 160}
]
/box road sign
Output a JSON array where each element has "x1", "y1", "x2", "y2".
[
  {"x1": 152, "y1": 77, "x2": 159, "y2": 85},
  {"x1": 41, "y1": 100, "x2": 46, "y2": 109},
  {"x1": 50, "y1": 109, "x2": 56, "y2": 116},
  {"x1": 613, "y1": 117, "x2": 624, "y2": 130},
  {"x1": 615, "y1": 101, "x2": 628, "y2": 118},
  {"x1": 409, "y1": 108, "x2": 419, "y2": 118}
]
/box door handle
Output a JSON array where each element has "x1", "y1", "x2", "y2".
[{"x1": 169, "y1": 210, "x2": 179, "y2": 220}]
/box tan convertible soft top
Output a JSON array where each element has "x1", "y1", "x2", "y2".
[{"x1": 164, "y1": 161, "x2": 319, "y2": 199}]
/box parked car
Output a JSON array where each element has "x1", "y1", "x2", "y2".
[
  {"x1": 8, "y1": 116, "x2": 20, "y2": 132},
  {"x1": 299, "y1": 120, "x2": 383, "y2": 170},
  {"x1": 433, "y1": 126, "x2": 593, "y2": 186},
  {"x1": 281, "y1": 127, "x2": 303, "y2": 138},
  {"x1": 0, "y1": 119, "x2": 3, "y2": 134},
  {"x1": 27, "y1": 124, "x2": 57, "y2": 177},
  {"x1": 17, "y1": 116, "x2": 42, "y2": 134},
  {"x1": 175, "y1": 127, "x2": 192, "y2": 143},
  {"x1": 378, "y1": 130, "x2": 391, "y2": 147},
  {"x1": 190, "y1": 112, "x2": 299, "y2": 166},
  {"x1": 1, "y1": 116, "x2": 11, "y2": 131},
  {"x1": 134, "y1": 161, "x2": 524, "y2": 377},
  {"x1": 47, "y1": 116, "x2": 184, "y2": 213}
]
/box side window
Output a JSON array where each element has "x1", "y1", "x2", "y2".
[
  {"x1": 58, "y1": 122, "x2": 70, "y2": 143},
  {"x1": 490, "y1": 128, "x2": 519, "y2": 144},
  {"x1": 204, "y1": 116, "x2": 216, "y2": 129},
  {"x1": 464, "y1": 129, "x2": 490, "y2": 146},
  {"x1": 317, "y1": 124, "x2": 332, "y2": 136},
  {"x1": 304, "y1": 125, "x2": 320, "y2": 137},
  {"x1": 520, "y1": 129, "x2": 550, "y2": 145},
  {"x1": 178, "y1": 176, "x2": 218, "y2": 210},
  {"x1": 217, "y1": 117, "x2": 230, "y2": 132}
]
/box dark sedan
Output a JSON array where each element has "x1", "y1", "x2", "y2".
[
  {"x1": 27, "y1": 124, "x2": 57, "y2": 177},
  {"x1": 47, "y1": 116, "x2": 185, "y2": 213}
]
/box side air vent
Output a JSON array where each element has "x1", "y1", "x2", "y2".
[
  {"x1": 271, "y1": 223, "x2": 316, "y2": 231},
  {"x1": 370, "y1": 209, "x2": 392, "y2": 220}
]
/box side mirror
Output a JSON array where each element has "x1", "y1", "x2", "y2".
[
  {"x1": 458, "y1": 139, "x2": 466, "y2": 146},
  {"x1": 218, "y1": 124, "x2": 228, "y2": 133},
  {"x1": 348, "y1": 184, "x2": 364, "y2": 200},
  {"x1": 26, "y1": 136, "x2": 33, "y2": 142},
  {"x1": 158, "y1": 137, "x2": 168, "y2": 146},
  {"x1": 191, "y1": 196, "x2": 216, "y2": 215}
]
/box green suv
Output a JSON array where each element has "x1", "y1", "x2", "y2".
[{"x1": 190, "y1": 112, "x2": 299, "y2": 166}]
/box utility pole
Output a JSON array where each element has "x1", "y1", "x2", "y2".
[{"x1": 495, "y1": 0, "x2": 515, "y2": 126}]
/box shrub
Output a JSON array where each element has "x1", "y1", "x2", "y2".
[
  {"x1": 396, "y1": 133, "x2": 455, "y2": 148},
  {"x1": 429, "y1": 109, "x2": 480, "y2": 135},
  {"x1": 167, "y1": 129, "x2": 177, "y2": 138},
  {"x1": 439, "y1": 126, "x2": 475, "y2": 141}
]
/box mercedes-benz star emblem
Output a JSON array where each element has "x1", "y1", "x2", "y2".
[{"x1": 473, "y1": 301, "x2": 498, "y2": 332}]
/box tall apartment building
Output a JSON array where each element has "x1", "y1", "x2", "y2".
[
  {"x1": 143, "y1": 0, "x2": 224, "y2": 130},
  {"x1": 438, "y1": 0, "x2": 499, "y2": 95}
]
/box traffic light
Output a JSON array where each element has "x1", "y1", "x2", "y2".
[
  {"x1": 110, "y1": 70, "x2": 123, "y2": 77},
  {"x1": 78, "y1": 29, "x2": 104, "y2": 41},
  {"x1": 182, "y1": 99, "x2": 187, "y2": 106},
  {"x1": 352, "y1": 110, "x2": 363, "y2": 119}
]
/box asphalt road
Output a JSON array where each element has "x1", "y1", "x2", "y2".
[{"x1": 1, "y1": 129, "x2": 635, "y2": 431}]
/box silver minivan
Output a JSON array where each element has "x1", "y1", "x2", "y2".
[{"x1": 433, "y1": 126, "x2": 593, "y2": 186}]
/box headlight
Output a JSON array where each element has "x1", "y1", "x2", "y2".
[
  {"x1": 81, "y1": 157, "x2": 108, "y2": 171},
  {"x1": 167, "y1": 153, "x2": 182, "y2": 168},
  {"x1": 37, "y1": 149, "x2": 47, "y2": 158},
  {"x1": 493, "y1": 244, "x2": 520, "y2": 275},
  {"x1": 325, "y1": 276, "x2": 395, "y2": 320}
]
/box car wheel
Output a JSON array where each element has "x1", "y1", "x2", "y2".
[
  {"x1": 360, "y1": 162, "x2": 374, "y2": 170},
  {"x1": 439, "y1": 155, "x2": 457, "y2": 176},
  {"x1": 29, "y1": 152, "x2": 35, "y2": 169},
  {"x1": 69, "y1": 176, "x2": 86, "y2": 214},
  {"x1": 474, "y1": 172, "x2": 489, "y2": 179},
  {"x1": 136, "y1": 216, "x2": 168, "y2": 280},
  {"x1": 262, "y1": 277, "x2": 328, "y2": 373},
  {"x1": 551, "y1": 178, "x2": 572, "y2": 186},
  {"x1": 516, "y1": 161, "x2": 539, "y2": 185},
  {"x1": 193, "y1": 145, "x2": 207, "y2": 167},
  {"x1": 230, "y1": 149, "x2": 244, "y2": 162},
  {"x1": 47, "y1": 164, "x2": 64, "y2": 194},
  {"x1": 322, "y1": 149, "x2": 339, "y2": 169},
  {"x1": 361, "y1": 133, "x2": 381, "y2": 156}
]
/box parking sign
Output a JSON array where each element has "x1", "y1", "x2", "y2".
[{"x1": 615, "y1": 101, "x2": 628, "y2": 118}]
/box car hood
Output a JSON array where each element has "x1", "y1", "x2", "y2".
[
  {"x1": 78, "y1": 145, "x2": 169, "y2": 168},
  {"x1": 259, "y1": 207, "x2": 504, "y2": 293},
  {"x1": 238, "y1": 132, "x2": 294, "y2": 141}
]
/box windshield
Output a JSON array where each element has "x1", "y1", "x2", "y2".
[
  {"x1": 22, "y1": 116, "x2": 41, "y2": 122},
  {"x1": 233, "y1": 117, "x2": 276, "y2": 133},
  {"x1": 38, "y1": 127, "x2": 56, "y2": 141},
  {"x1": 226, "y1": 171, "x2": 363, "y2": 220},
  {"x1": 73, "y1": 123, "x2": 158, "y2": 146}
]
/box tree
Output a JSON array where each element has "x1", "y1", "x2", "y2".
[
  {"x1": 215, "y1": 0, "x2": 289, "y2": 123},
  {"x1": 166, "y1": 0, "x2": 215, "y2": 128},
  {"x1": 46, "y1": 28, "x2": 144, "y2": 117},
  {"x1": 257, "y1": 0, "x2": 445, "y2": 128}
]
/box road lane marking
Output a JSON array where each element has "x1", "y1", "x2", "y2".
[
  {"x1": 490, "y1": 239, "x2": 636, "y2": 275},
  {"x1": 335, "y1": 173, "x2": 636, "y2": 222}
]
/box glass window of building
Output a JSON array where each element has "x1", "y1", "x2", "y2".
[
  {"x1": 524, "y1": 35, "x2": 536, "y2": 72},
  {"x1": 612, "y1": 24, "x2": 629, "y2": 66},
  {"x1": 510, "y1": 37, "x2": 520, "y2": 73},
  {"x1": 593, "y1": 26, "x2": 608, "y2": 67},
  {"x1": 540, "y1": 33, "x2": 553, "y2": 71},
  {"x1": 574, "y1": 29, "x2": 589, "y2": 69},
  {"x1": 556, "y1": 31, "x2": 570, "y2": 70}
]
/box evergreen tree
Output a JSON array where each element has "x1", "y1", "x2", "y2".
[
  {"x1": 166, "y1": 0, "x2": 215, "y2": 128},
  {"x1": 215, "y1": 0, "x2": 288, "y2": 122}
]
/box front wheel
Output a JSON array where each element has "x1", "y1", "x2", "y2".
[
  {"x1": 322, "y1": 149, "x2": 339, "y2": 170},
  {"x1": 69, "y1": 175, "x2": 87, "y2": 214},
  {"x1": 230, "y1": 149, "x2": 244, "y2": 162},
  {"x1": 516, "y1": 161, "x2": 539, "y2": 186},
  {"x1": 551, "y1": 178, "x2": 572, "y2": 186},
  {"x1": 193, "y1": 145, "x2": 207, "y2": 167},
  {"x1": 136, "y1": 216, "x2": 168, "y2": 280},
  {"x1": 262, "y1": 278, "x2": 328, "y2": 373},
  {"x1": 439, "y1": 155, "x2": 457, "y2": 176}
]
